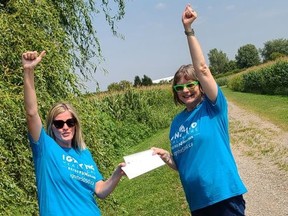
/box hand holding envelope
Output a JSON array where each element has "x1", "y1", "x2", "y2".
[{"x1": 121, "y1": 149, "x2": 165, "y2": 179}]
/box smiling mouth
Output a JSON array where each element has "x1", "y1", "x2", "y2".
[
  {"x1": 62, "y1": 133, "x2": 70, "y2": 136},
  {"x1": 183, "y1": 93, "x2": 195, "y2": 98}
]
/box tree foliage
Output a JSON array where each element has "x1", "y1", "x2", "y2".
[
  {"x1": 134, "y1": 75, "x2": 142, "y2": 87},
  {"x1": 0, "y1": 0, "x2": 126, "y2": 214},
  {"x1": 133, "y1": 75, "x2": 153, "y2": 87},
  {"x1": 50, "y1": 0, "x2": 125, "y2": 78},
  {"x1": 224, "y1": 60, "x2": 238, "y2": 72},
  {"x1": 235, "y1": 44, "x2": 261, "y2": 69},
  {"x1": 141, "y1": 74, "x2": 153, "y2": 86},
  {"x1": 260, "y1": 38, "x2": 288, "y2": 62},
  {"x1": 107, "y1": 80, "x2": 132, "y2": 91},
  {"x1": 208, "y1": 48, "x2": 230, "y2": 75},
  {"x1": 0, "y1": 0, "x2": 125, "y2": 96}
]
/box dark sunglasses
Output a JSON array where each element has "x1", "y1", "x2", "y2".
[
  {"x1": 173, "y1": 81, "x2": 199, "y2": 92},
  {"x1": 53, "y1": 118, "x2": 76, "y2": 129}
]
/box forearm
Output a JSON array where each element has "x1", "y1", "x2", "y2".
[
  {"x1": 23, "y1": 68, "x2": 38, "y2": 117},
  {"x1": 96, "y1": 171, "x2": 122, "y2": 199},
  {"x1": 23, "y1": 68, "x2": 42, "y2": 139},
  {"x1": 163, "y1": 153, "x2": 178, "y2": 171},
  {"x1": 185, "y1": 30, "x2": 208, "y2": 74},
  {"x1": 151, "y1": 147, "x2": 178, "y2": 171}
]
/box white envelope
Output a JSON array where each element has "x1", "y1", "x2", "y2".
[{"x1": 121, "y1": 149, "x2": 165, "y2": 179}]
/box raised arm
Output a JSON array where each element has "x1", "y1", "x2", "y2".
[
  {"x1": 22, "y1": 51, "x2": 46, "y2": 141},
  {"x1": 182, "y1": 4, "x2": 218, "y2": 102}
]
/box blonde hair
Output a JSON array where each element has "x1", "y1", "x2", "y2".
[
  {"x1": 172, "y1": 64, "x2": 201, "y2": 105},
  {"x1": 46, "y1": 102, "x2": 86, "y2": 150}
]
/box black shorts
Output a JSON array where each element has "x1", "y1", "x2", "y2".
[{"x1": 191, "y1": 195, "x2": 246, "y2": 216}]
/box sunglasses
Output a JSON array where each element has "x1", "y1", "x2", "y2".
[
  {"x1": 173, "y1": 81, "x2": 199, "y2": 92},
  {"x1": 53, "y1": 118, "x2": 76, "y2": 129}
]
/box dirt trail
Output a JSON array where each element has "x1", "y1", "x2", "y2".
[{"x1": 228, "y1": 101, "x2": 288, "y2": 216}]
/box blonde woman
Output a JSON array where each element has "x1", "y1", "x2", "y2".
[{"x1": 22, "y1": 50, "x2": 125, "y2": 215}]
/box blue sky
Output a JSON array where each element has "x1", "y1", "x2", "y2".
[{"x1": 83, "y1": 0, "x2": 288, "y2": 92}]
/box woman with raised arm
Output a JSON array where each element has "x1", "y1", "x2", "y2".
[
  {"x1": 22, "y1": 50, "x2": 126, "y2": 216},
  {"x1": 152, "y1": 4, "x2": 247, "y2": 216}
]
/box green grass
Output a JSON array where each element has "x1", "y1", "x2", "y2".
[
  {"x1": 223, "y1": 87, "x2": 288, "y2": 171},
  {"x1": 102, "y1": 128, "x2": 190, "y2": 216},
  {"x1": 103, "y1": 87, "x2": 288, "y2": 215},
  {"x1": 222, "y1": 87, "x2": 288, "y2": 131},
  {"x1": 9, "y1": 85, "x2": 288, "y2": 215}
]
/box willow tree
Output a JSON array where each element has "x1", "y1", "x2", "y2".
[
  {"x1": 0, "y1": 1, "x2": 125, "y2": 214},
  {"x1": 0, "y1": 0, "x2": 125, "y2": 97}
]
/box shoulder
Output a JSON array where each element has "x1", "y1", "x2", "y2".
[
  {"x1": 28, "y1": 127, "x2": 50, "y2": 144},
  {"x1": 79, "y1": 148, "x2": 94, "y2": 158},
  {"x1": 205, "y1": 86, "x2": 227, "y2": 107}
]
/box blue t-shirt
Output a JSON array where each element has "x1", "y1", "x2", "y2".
[
  {"x1": 29, "y1": 128, "x2": 103, "y2": 216},
  {"x1": 169, "y1": 86, "x2": 247, "y2": 211}
]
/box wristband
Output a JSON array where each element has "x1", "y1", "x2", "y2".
[{"x1": 184, "y1": 29, "x2": 195, "y2": 36}]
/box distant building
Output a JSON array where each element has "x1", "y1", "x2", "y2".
[{"x1": 152, "y1": 76, "x2": 174, "y2": 84}]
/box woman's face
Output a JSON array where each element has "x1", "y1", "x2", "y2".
[
  {"x1": 52, "y1": 110, "x2": 76, "y2": 148},
  {"x1": 176, "y1": 77, "x2": 202, "y2": 110}
]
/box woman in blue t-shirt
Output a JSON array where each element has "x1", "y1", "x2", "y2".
[
  {"x1": 22, "y1": 50, "x2": 126, "y2": 216},
  {"x1": 152, "y1": 4, "x2": 247, "y2": 216}
]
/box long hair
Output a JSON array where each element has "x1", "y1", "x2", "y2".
[
  {"x1": 172, "y1": 64, "x2": 202, "y2": 105},
  {"x1": 46, "y1": 102, "x2": 86, "y2": 150}
]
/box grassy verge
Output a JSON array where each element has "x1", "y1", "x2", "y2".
[
  {"x1": 222, "y1": 87, "x2": 288, "y2": 131},
  {"x1": 102, "y1": 128, "x2": 190, "y2": 216},
  {"x1": 223, "y1": 87, "x2": 288, "y2": 171},
  {"x1": 100, "y1": 87, "x2": 288, "y2": 215}
]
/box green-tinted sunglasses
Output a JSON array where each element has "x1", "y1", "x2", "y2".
[{"x1": 173, "y1": 81, "x2": 199, "y2": 92}]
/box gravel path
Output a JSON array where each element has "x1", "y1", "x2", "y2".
[{"x1": 228, "y1": 102, "x2": 288, "y2": 216}]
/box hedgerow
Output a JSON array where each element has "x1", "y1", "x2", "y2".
[
  {"x1": 0, "y1": 84, "x2": 180, "y2": 215},
  {"x1": 227, "y1": 58, "x2": 288, "y2": 95}
]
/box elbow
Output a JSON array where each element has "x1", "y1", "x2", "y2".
[
  {"x1": 25, "y1": 108, "x2": 38, "y2": 118},
  {"x1": 95, "y1": 190, "x2": 109, "y2": 199},
  {"x1": 95, "y1": 181, "x2": 109, "y2": 199},
  {"x1": 25, "y1": 111, "x2": 39, "y2": 123},
  {"x1": 96, "y1": 194, "x2": 107, "y2": 200},
  {"x1": 193, "y1": 60, "x2": 209, "y2": 75},
  {"x1": 196, "y1": 62, "x2": 210, "y2": 75}
]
